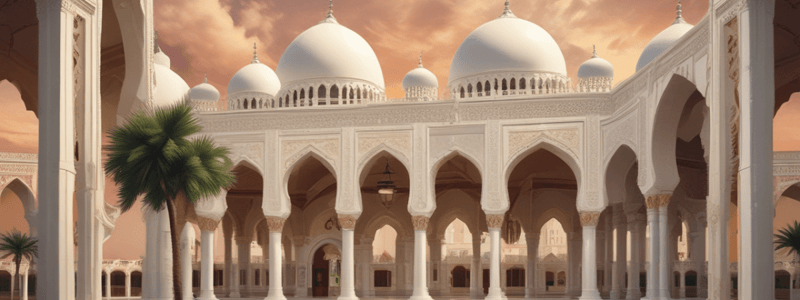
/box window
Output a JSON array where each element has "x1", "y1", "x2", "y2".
[
  {"x1": 374, "y1": 270, "x2": 391, "y2": 287},
  {"x1": 506, "y1": 268, "x2": 525, "y2": 287}
]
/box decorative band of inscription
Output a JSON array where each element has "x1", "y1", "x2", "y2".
[
  {"x1": 579, "y1": 212, "x2": 601, "y2": 227},
  {"x1": 337, "y1": 214, "x2": 358, "y2": 230},
  {"x1": 411, "y1": 215, "x2": 430, "y2": 231},
  {"x1": 486, "y1": 214, "x2": 504, "y2": 229},
  {"x1": 196, "y1": 217, "x2": 220, "y2": 232},
  {"x1": 645, "y1": 194, "x2": 671, "y2": 209},
  {"x1": 266, "y1": 216, "x2": 286, "y2": 233}
]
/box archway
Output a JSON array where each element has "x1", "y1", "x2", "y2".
[
  {"x1": 452, "y1": 266, "x2": 468, "y2": 288},
  {"x1": 358, "y1": 150, "x2": 410, "y2": 221},
  {"x1": 110, "y1": 271, "x2": 125, "y2": 296},
  {"x1": 685, "y1": 270, "x2": 698, "y2": 298},
  {"x1": 776, "y1": 270, "x2": 791, "y2": 300},
  {"x1": 0, "y1": 270, "x2": 10, "y2": 296},
  {"x1": 0, "y1": 178, "x2": 35, "y2": 235},
  {"x1": 312, "y1": 243, "x2": 341, "y2": 297},
  {"x1": 130, "y1": 271, "x2": 142, "y2": 296},
  {"x1": 224, "y1": 160, "x2": 265, "y2": 294},
  {"x1": 538, "y1": 218, "x2": 568, "y2": 294}
]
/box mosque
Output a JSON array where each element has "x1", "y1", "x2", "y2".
[{"x1": 0, "y1": 0, "x2": 799, "y2": 300}]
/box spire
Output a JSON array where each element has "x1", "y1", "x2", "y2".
[
  {"x1": 499, "y1": 0, "x2": 516, "y2": 18},
  {"x1": 321, "y1": 0, "x2": 338, "y2": 24},
  {"x1": 204, "y1": 73, "x2": 208, "y2": 84},
  {"x1": 251, "y1": 42, "x2": 259, "y2": 64},
  {"x1": 418, "y1": 51, "x2": 423, "y2": 68},
  {"x1": 673, "y1": 0, "x2": 686, "y2": 24},
  {"x1": 592, "y1": 45, "x2": 598, "y2": 58}
]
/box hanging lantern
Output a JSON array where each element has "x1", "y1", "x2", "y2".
[
  {"x1": 377, "y1": 159, "x2": 396, "y2": 209},
  {"x1": 503, "y1": 218, "x2": 522, "y2": 244}
]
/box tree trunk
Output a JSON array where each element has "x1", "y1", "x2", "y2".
[
  {"x1": 165, "y1": 197, "x2": 183, "y2": 300},
  {"x1": 14, "y1": 258, "x2": 20, "y2": 300}
]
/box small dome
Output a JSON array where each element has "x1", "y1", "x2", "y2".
[
  {"x1": 190, "y1": 75, "x2": 220, "y2": 102},
  {"x1": 402, "y1": 58, "x2": 438, "y2": 89},
  {"x1": 152, "y1": 50, "x2": 189, "y2": 108},
  {"x1": 448, "y1": 2, "x2": 567, "y2": 85},
  {"x1": 276, "y1": 12, "x2": 385, "y2": 90},
  {"x1": 636, "y1": 4, "x2": 694, "y2": 71},
  {"x1": 228, "y1": 44, "x2": 281, "y2": 97},
  {"x1": 578, "y1": 47, "x2": 614, "y2": 78}
]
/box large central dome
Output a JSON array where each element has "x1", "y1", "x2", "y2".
[
  {"x1": 276, "y1": 15, "x2": 385, "y2": 90},
  {"x1": 448, "y1": 6, "x2": 567, "y2": 85}
]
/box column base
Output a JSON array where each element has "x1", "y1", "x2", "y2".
[
  {"x1": 267, "y1": 288, "x2": 287, "y2": 300},
  {"x1": 228, "y1": 291, "x2": 241, "y2": 298},
  {"x1": 579, "y1": 289, "x2": 602, "y2": 300},
  {"x1": 470, "y1": 289, "x2": 483, "y2": 299},
  {"x1": 485, "y1": 288, "x2": 507, "y2": 300},
  {"x1": 197, "y1": 289, "x2": 218, "y2": 300},
  {"x1": 409, "y1": 294, "x2": 434, "y2": 300},
  {"x1": 626, "y1": 288, "x2": 642, "y2": 299},
  {"x1": 610, "y1": 290, "x2": 622, "y2": 299}
]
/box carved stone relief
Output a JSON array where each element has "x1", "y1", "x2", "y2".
[
  {"x1": 357, "y1": 132, "x2": 412, "y2": 165},
  {"x1": 411, "y1": 215, "x2": 430, "y2": 231},
  {"x1": 645, "y1": 194, "x2": 671, "y2": 209},
  {"x1": 281, "y1": 138, "x2": 340, "y2": 174},
  {"x1": 507, "y1": 128, "x2": 580, "y2": 164},
  {"x1": 337, "y1": 214, "x2": 357, "y2": 230},
  {"x1": 579, "y1": 212, "x2": 601, "y2": 227},
  {"x1": 266, "y1": 216, "x2": 286, "y2": 233},
  {"x1": 230, "y1": 142, "x2": 264, "y2": 170},
  {"x1": 486, "y1": 214, "x2": 504, "y2": 229}
]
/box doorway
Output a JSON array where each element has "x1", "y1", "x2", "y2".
[
  {"x1": 483, "y1": 269, "x2": 490, "y2": 294},
  {"x1": 312, "y1": 246, "x2": 329, "y2": 297}
]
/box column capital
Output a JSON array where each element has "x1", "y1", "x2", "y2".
[
  {"x1": 412, "y1": 215, "x2": 430, "y2": 231},
  {"x1": 234, "y1": 235, "x2": 253, "y2": 245},
  {"x1": 197, "y1": 216, "x2": 220, "y2": 232},
  {"x1": 645, "y1": 194, "x2": 671, "y2": 209},
  {"x1": 337, "y1": 214, "x2": 358, "y2": 230},
  {"x1": 486, "y1": 214, "x2": 504, "y2": 229},
  {"x1": 266, "y1": 216, "x2": 286, "y2": 233},
  {"x1": 579, "y1": 211, "x2": 601, "y2": 227}
]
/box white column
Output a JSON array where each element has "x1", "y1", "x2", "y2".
[
  {"x1": 35, "y1": 1, "x2": 76, "y2": 299},
  {"x1": 486, "y1": 215, "x2": 506, "y2": 300},
  {"x1": 605, "y1": 215, "x2": 614, "y2": 294},
  {"x1": 627, "y1": 215, "x2": 643, "y2": 300},
  {"x1": 125, "y1": 272, "x2": 131, "y2": 298},
  {"x1": 471, "y1": 236, "x2": 482, "y2": 299},
  {"x1": 225, "y1": 232, "x2": 239, "y2": 298},
  {"x1": 338, "y1": 214, "x2": 358, "y2": 300},
  {"x1": 266, "y1": 217, "x2": 287, "y2": 300},
  {"x1": 611, "y1": 207, "x2": 627, "y2": 300},
  {"x1": 738, "y1": 2, "x2": 776, "y2": 300},
  {"x1": 106, "y1": 271, "x2": 112, "y2": 298},
  {"x1": 22, "y1": 268, "x2": 28, "y2": 300},
  {"x1": 10, "y1": 271, "x2": 15, "y2": 300},
  {"x1": 198, "y1": 218, "x2": 219, "y2": 300},
  {"x1": 526, "y1": 233, "x2": 539, "y2": 298},
  {"x1": 658, "y1": 204, "x2": 670, "y2": 300},
  {"x1": 645, "y1": 206, "x2": 659, "y2": 300},
  {"x1": 410, "y1": 216, "x2": 433, "y2": 300},
  {"x1": 359, "y1": 237, "x2": 374, "y2": 297},
  {"x1": 237, "y1": 239, "x2": 252, "y2": 297},
  {"x1": 579, "y1": 212, "x2": 602, "y2": 300},
  {"x1": 181, "y1": 223, "x2": 196, "y2": 300}
]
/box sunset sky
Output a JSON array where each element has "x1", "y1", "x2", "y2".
[{"x1": 0, "y1": 0, "x2": 799, "y2": 260}]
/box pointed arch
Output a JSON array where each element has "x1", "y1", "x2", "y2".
[
  {"x1": 283, "y1": 147, "x2": 340, "y2": 210},
  {"x1": 603, "y1": 144, "x2": 638, "y2": 206},
  {"x1": 230, "y1": 155, "x2": 264, "y2": 176},
  {"x1": 358, "y1": 211, "x2": 411, "y2": 240},
  {"x1": 0, "y1": 177, "x2": 37, "y2": 233},
  {"x1": 357, "y1": 147, "x2": 411, "y2": 186},
  {"x1": 504, "y1": 139, "x2": 582, "y2": 188}
]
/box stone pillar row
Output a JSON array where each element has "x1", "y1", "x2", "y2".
[
  {"x1": 266, "y1": 216, "x2": 288, "y2": 300},
  {"x1": 410, "y1": 215, "x2": 434, "y2": 300},
  {"x1": 579, "y1": 211, "x2": 602, "y2": 300},
  {"x1": 485, "y1": 214, "x2": 506, "y2": 300},
  {"x1": 197, "y1": 217, "x2": 220, "y2": 300},
  {"x1": 645, "y1": 194, "x2": 671, "y2": 300}
]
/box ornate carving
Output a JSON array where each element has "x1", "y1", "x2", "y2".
[
  {"x1": 230, "y1": 143, "x2": 264, "y2": 170},
  {"x1": 266, "y1": 216, "x2": 286, "y2": 233},
  {"x1": 429, "y1": 134, "x2": 485, "y2": 171},
  {"x1": 645, "y1": 194, "x2": 671, "y2": 209},
  {"x1": 340, "y1": 129, "x2": 355, "y2": 210},
  {"x1": 357, "y1": 132, "x2": 412, "y2": 163},
  {"x1": 773, "y1": 176, "x2": 800, "y2": 208},
  {"x1": 507, "y1": 128, "x2": 580, "y2": 163},
  {"x1": 486, "y1": 214, "x2": 504, "y2": 229},
  {"x1": 196, "y1": 217, "x2": 220, "y2": 232},
  {"x1": 337, "y1": 214, "x2": 357, "y2": 230},
  {"x1": 486, "y1": 122, "x2": 502, "y2": 209},
  {"x1": 411, "y1": 215, "x2": 430, "y2": 231},
  {"x1": 0, "y1": 153, "x2": 38, "y2": 163},
  {"x1": 603, "y1": 112, "x2": 638, "y2": 156},
  {"x1": 579, "y1": 212, "x2": 601, "y2": 226},
  {"x1": 282, "y1": 138, "x2": 339, "y2": 173}
]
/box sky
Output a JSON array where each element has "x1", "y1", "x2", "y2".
[{"x1": 1, "y1": 0, "x2": 800, "y2": 260}]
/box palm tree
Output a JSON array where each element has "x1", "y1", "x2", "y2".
[
  {"x1": 0, "y1": 230, "x2": 38, "y2": 300},
  {"x1": 775, "y1": 220, "x2": 800, "y2": 258},
  {"x1": 104, "y1": 103, "x2": 235, "y2": 299}
]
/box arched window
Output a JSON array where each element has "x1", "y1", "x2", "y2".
[
  {"x1": 485, "y1": 81, "x2": 491, "y2": 96},
  {"x1": 309, "y1": 87, "x2": 314, "y2": 100},
  {"x1": 502, "y1": 79, "x2": 508, "y2": 91},
  {"x1": 349, "y1": 87, "x2": 354, "y2": 100},
  {"x1": 467, "y1": 84, "x2": 473, "y2": 97},
  {"x1": 452, "y1": 266, "x2": 468, "y2": 287},
  {"x1": 357, "y1": 87, "x2": 362, "y2": 100},
  {"x1": 319, "y1": 85, "x2": 327, "y2": 99},
  {"x1": 293, "y1": 90, "x2": 298, "y2": 101},
  {"x1": 342, "y1": 87, "x2": 348, "y2": 100},
  {"x1": 519, "y1": 78, "x2": 526, "y2": 90},
  {"x1": 243, "y1": 99, "x2": 249, "y2": 109},
  {"x1": 330, "y1": 85, "x2": 339, "y2": 99},
  {"x1": 259, "y1": 99, "x2": 263, "y2": 108},
  {"x1": 477, "y1": 82, "x2": 483, "y2": 93},
  {"x1": 460, "y1": 87, "x2": 465, "y2": 98},
  {"x1": 506, "y1": 268, "x2": 524, "y2": 287},
  {"x1": 510, "y1": 78, "x2": 516, "y2": 90},
  {"x1": 300, "y1": 89, "x2": 305, "y2": 100},
  {"x1": 251, "y1": 99, "x2": 255, "y2": 109}
]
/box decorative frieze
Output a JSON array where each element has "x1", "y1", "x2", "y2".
[
  {"x1": 486, "y1": 214, "x2": 504, "y2": 229},
  {"x1": 196, "y1": 217, "x2": 219, "y2": 232},
  {"x1": 579, "y1": 212, "x2": 601, "y2": 227},
  {"x1": 645, "y1": 194, "x2": 671, "y2": 209},
  {"x1": 357, "y1": 132, "x2": 412, "y2": 163},
  {"x1": 337, "y1": 214, "x2": 357, "y2": 230},
  {"x1": 507, "y1": 128, "x2": 580, "y2": 163},
  {"x1": 411, "y1": 215, "x2": 430, "y2": 231},
  {"x1": 266, "y1": 216, "x2": 286, "y2": 233}
]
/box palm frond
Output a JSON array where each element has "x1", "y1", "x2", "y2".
[{"x1": 775, "y1": 221, "x2": 800, "y2": 257}]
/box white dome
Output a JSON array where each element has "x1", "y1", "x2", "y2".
[
  {"x1": 190, "y1": 76, "x2": 220, "y2": 102},
  {"x1": 578, "y1": 49, "x2": 614, "y2": 78},
  {"x1": 152, "y1": 51, "x2": 189, "y2": 108},
  {"x1": 402, "y1": 61, "x2": 438, "y2": 89},
  {"x1": 448, "y1": 8, "x2": 567, "y2": 85},
  {"x1": 636, "y1": 16, "x2": 693, "y2": 71},
  {"x1": 276, "y1": 17, "x2": 385, "y2": 89},
  {"x1": 227, "y1": 61, "x2": 281, "y2": 97}
]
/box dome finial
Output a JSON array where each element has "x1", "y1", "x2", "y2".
[
  {"x1": 252, "y1": 42, "x2": 259, "y2": 64},
  {"x1": 592, "y1": 45, "x2": 598, "y2": 58},
  {"x1": 204, "y1": 73, "x2": 208, "y2": 84},
  {"x1": 321, "y1": 0, "x2": 338, "y2": 23},
  {"x1": 674, "y1": 0, "x2": 686, "y2": 24},
  {"x1": 499, "y1": 0, "x2": 516, "y2": 18},
  {"x1": 154, "y1": 30, "x2": 161, "y2": 53},
  {"x1": 418, "y1": 51, "x2": 423, "y2": 68}
]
